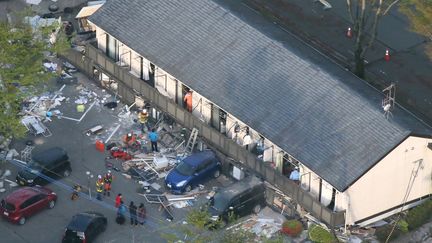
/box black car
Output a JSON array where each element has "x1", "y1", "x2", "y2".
[
  {"x1": 62, "y1": 212, "x2": 107, "y2": 243},
  {"x1": 208, "y1": 176, "x2": 266, "y2": 224},
  {"x1": 16, "y1": 147, "x2": 72, "y2": 186}
]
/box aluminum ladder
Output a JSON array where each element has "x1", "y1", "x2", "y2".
[{"x1": 185, "y1": 128, "x2": 199, "y2": 154}]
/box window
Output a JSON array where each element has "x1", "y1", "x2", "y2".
[
  {"x1": 239, "y1": 190, "x2": 252, "y2": 203},
  {"x1": 35, "y1": 194, "x2": 46, "y2": 202},
  {"x1": 1, "y1": 200, "x2": 15, "y2": 211},
  {"x1": 106, "y1": 34, "x2": 119, "y2": 61},
  {"x1": 20, "y1": 196, "x2": 38, "y2": 209},
  {"x1": 175, "y1": 161, "x2": 194, "y2": 176},
  {"x1": 196, "y1": 159, "x2": 212, "y2": 172}
]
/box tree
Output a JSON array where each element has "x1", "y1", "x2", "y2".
[
  {"x1": 398, "y1": 0, "x2": 432, "y2": 59},
  {"x1": 0, "y1": 10, "x2": 69, "y2": 139},
  {"x1": 346, "y1": 0, "x2": 400, "y2": 78}
]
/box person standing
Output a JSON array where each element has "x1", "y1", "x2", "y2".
[
  {"x1": 137, "y1": 203, "x2": 146, "y2": 225},
  {"x1": 184, "y1": 90, "x2": 192, "y2": 112},
  {"x1": 103, "y1": 170, "x2": 113, "y2": 197},
  {"x1": 148, "y1": 128, "x2": 159, "y2": 152},
  {"x1": 289, "y1": 167, "x2": 300, "y2": 185},
  {"x1": 138, "y1": 109, "x2": 149, "y2": 133},
  {"x1": 115, "y1": 193, "x2": 122, "y2": 208},
  {"x1": 129, "y1": 201, "x2": 138, "y2": 226},
  {"x1": 116, "y1": 200, "x2": 127, "y2": 225},
  {"x1": 95, "y1": 175, "x2": 104, "y2": 201}
]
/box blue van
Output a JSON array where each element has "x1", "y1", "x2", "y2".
[{"x1": 165, "y1": 150, "x2": 221, "y2": 194}]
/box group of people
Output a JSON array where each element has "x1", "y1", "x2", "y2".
[
  {"x1": 115, "y1": 194, "x2": 146, "y2": 226},
  {"x1": 95, "y1": 171, "x2": 114, "y2": 200}
]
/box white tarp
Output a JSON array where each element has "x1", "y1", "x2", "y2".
[
  {"x1": 24, "y1": 15, "x2": 62, "y2": 31},
  {"x1": 26, "y1": 0, "x2": 42, "y2": 5}
]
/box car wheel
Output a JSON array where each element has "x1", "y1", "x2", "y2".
[
  {"x1": 213, "y1": 170, "x2": 220, "y2": 178},
  {"x1": 63, "y1": 169, "x2": 71, "y2": 177},
  {"x1": 18, "y1": 217, "x2": 26, "y2": 225},
  {"x1": 48, "y1": 200, "x2": 55, "y2": 209},
  {"x1": 252, "y1": 204, "x2": 261, "y2": 214},
  {"x1": 184, "y1": 185, "x2": 192, "y2": 193}
]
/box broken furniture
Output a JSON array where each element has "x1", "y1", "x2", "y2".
[
  {"x1": 85, "y1": 125, "x2": 104, "y2": 136},
  {"x1": 21, "y1": 116, "x2": 52, "y2": 137},
  {"x1": 141, "y1": 193, "x2": 174, "y2": 220},
  {"x1": 57, "y1": 71, "x2": 78, "y2": 84},
  {"x1": 122, "y1": 158, "x2": 166, "y2": 184},
  {"x1": 20, "y1": 141, "x2": 35, "y2": 162}
]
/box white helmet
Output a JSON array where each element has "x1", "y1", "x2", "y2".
[
  {"x1": 143, "y1": 109, "x2": 147, "y2": 113},
  {"x1": 98, "y1": 175, "x2": 102, "y2": 179},
  {"x1": 107, "y1": 170, "x2": 111, "y2": 174},
  {"x1": 127, "y1": 133, "x2": 132, "y2": 137}
]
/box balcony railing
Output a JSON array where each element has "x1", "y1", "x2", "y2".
[{"x1": 64, "y1": 44, "x2": 346, "y2": 227}]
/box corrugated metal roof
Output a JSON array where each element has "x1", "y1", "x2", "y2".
[{"x1": 89, "y1": 0, "x2": 432, "y2": 191}]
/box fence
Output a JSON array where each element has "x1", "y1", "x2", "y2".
[{"x1": 65, "y1": 44, "x2": 346, "y2": 227}]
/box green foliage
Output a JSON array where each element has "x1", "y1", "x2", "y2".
[
  {"x1": 262, "y1": 233, "x2": 285, "y2": 243},
  {"x1": 308, "y1": 224, "x2": 337, "y2": 243},
  {"x1": 227, "y1": 209, "x2": 238, "y2": 224},
  {"x1": 221, "y1": 228, "x2": 256, "y2": 243},
  {"x1": 375, "y1": 224, "x2": 402, "y2": 242},
  {"x1": 399, "y1": 0, "x2": 432, "y2": 59},
  {"x1": 281, "y1": 219, "x2": 303, "y2": 237},
  {"x1": 0, "y1": 10, "x2": 69, "y2": 139},
  {"x1": 397, "y1": 219, "x2": 409, "y2": 233},
  {"x1": 186, "y1": 208, "x2": 213, "y2": 229},
  {"x1": 405, "y1": 199, "x2": 432, "y2": 231}
]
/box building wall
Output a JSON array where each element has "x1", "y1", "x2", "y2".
[
  {"x1": 93, "y1": 30, "x2": 348, "y2": 220},
  {"x1": 300, "y1": 165, "x2": 331, "y2": 202},
  {"x1": 339, "y1": 136, "x2": 432, "y2": 225},
  {"x1": 94, "y1": 25, "x2": 106, "y2": 52}
]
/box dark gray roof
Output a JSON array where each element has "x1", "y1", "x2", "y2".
[{"x1": 89, "y1": 0, "x2": 432, "y2": 191}]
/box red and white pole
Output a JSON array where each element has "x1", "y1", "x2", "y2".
[
  {"x1": 384, "y1": 49, "x2": 390, "y2": 61},
  {"x1": 346, "y1": 27, "x2": 352, "y2": 38}
]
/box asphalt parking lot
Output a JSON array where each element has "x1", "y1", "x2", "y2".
[{"x1": 0, "y1": 71, "x2": 231, "y2": 243}]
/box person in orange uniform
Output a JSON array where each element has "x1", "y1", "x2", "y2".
[
  {"x1": 184, "y1": 90, "x2": 192, "y2": 112},
  {"x1": 103, "y1": 170, "x2": 113, "y2": 197},
  {"x1": 122, "y1": 132, "x2": 137, "y2": 148}
]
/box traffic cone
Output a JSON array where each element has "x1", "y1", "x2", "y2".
[
  {"x1": 346, "y1": 27, "x2": 352, "y2": 38},
  {"x1": 384, "y1": 49, "x2": 390, "y2": 61}
]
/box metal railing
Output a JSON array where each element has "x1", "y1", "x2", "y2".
[{"x1": 64, "y1": 44, "x2": 346, "y2": 227}]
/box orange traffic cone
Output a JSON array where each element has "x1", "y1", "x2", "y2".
[
  {"x1": 346, "y1": 27, "x2": 352, "y2": 38},
  {"x1": 384, "y1": 49, "x2": 390, "y2": 61}
]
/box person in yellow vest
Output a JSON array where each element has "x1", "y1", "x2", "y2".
[
  {"x1": 96, "y1": 175, "x2": 104, "y2": 201},
  {"x1": 138, "y1": 109, "x2": 149, "y2": 132}
]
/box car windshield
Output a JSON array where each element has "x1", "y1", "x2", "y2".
[
  {"x1": 212, "y1": 193, "x2": 230, "y2": 211},
  {"x1": 1, "y1": 199, "x2": 15, "y2": 211},
  {"x1": 175, "y1": 161, "x2": 194, "y2": 176}
]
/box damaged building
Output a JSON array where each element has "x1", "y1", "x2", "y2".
[{"x1": 67, "y1": 0, "x2": 432, "y2": 228}]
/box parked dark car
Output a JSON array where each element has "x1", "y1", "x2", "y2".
[
  {"x1": 0, "y1": 186, "x2": 57, "y2": 225},
  {"x1": 165, "y1": 150, "x2": 221, "y2": 194},
  {"x1": 16, "y1": 147, "x2": 72, "y2": 186},
  {"x1": 62, "y1": 212, "x2": 107, "y2": 243},
  {"x1": 208, "y1": 176, "x2": 266, "y2": 224}
]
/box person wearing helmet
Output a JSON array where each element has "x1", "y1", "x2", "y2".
[
  {"x1": 103, "y1": 170, "x2": 113, "y2": 197},
  {"x1": 96, "y1": 175, "x2": 104, "y2": 201},
  {"x1": 122, "y1": 132, "x2": 137, "y2": 148},
  {"x1": 138, "y1": 109, "x2": 149, "y2": 133}
]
